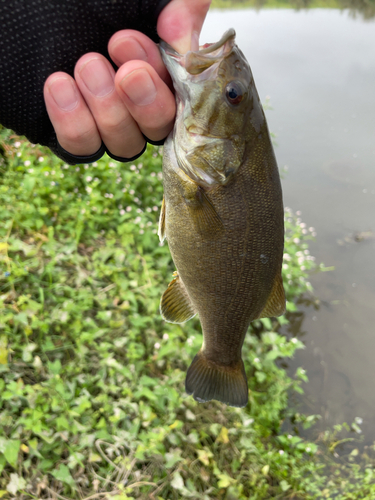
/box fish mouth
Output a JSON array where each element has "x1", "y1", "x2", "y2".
[{"x1": 160, "y1": 28, "x2": 236, "y2": 76}]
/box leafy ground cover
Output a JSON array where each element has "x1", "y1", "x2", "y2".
[{"x1": 0, "y1": 128, "x2": 375, "y2": 499}]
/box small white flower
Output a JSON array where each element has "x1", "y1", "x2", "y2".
[
  {"x1": 254, "y1": 357, "x2": 260, "y2": 363},
  {"x1": 44, "y1": 171, "x2": 49, "y2": 176},
  {"x1": 279, "y1": 450, "x2": 284, "y2": 455},
  {"x1": 134, "y1": 197, "x2": 139, "y2": 202},
  {"x1": 293, "y1": 238, "x2": 300, "y2": 244},
  {"x1": 24, "y1": 160, "x2": 31, "y2": 166},
  {"x1": 118, "y1": 209, "x2": 124, "y2": 215},
  {"x1": 76, "y1": 167, "x2": 80, "y2": 172},
  {"x1": 163, "y1": 333, "x2": 169, "y2": 340},
  {"x1": 130, "y1": 164, "x2": 137, "y2": 171},
  {"x1": 81, "y1": 209, "x2": 86, "y2": 214},
  {"x1": 306, "y1": 447, "x2": 311, "y2": 452},
  {"x1": 153, "y1": 206, "x2": 158, "y2": 211},
  {"x1": 139, "y1": 229, "x2": 144, "y2": 234},
  {"x1": 51, "y1": 181, "x2": 56, "y2": 186},
  {"x1": 146, "y1": 207, "x2": 152, "y2": 212},
  {"x1": 14, "y1": 141, "x2": 21, "y2": 148},
  {"x1": 300, "y1": 222, "x2": 306, "y2": 228},
  {"x1": 86, "y1": 176, "x2": 92, "y2": 182},
  {"x1": 291, "y1": 338, "x2": 298, "y2": 344},
  {"x1": 126, "y1": 206, "x2": 132, "y2": 212},
  {"x1": 28, "y1": 168, "x2": 34, "y2": 173},
  {"x1": 86, "y1": 187, "x2": 92, "y2": 194},
  {"x1": 39, "y1": 157, "x2": 44, "y2": 162},
  {"x1": 154, "y1": 342, "x2": 161, "y2": 349},
  {"x1": 296, "y1": 210, "x2": 302, "y2": 216},
  {"x1": 150, "y1": 172, "x2": 156, "y2": 177},
  {"x1": 134, "y1": 216, "x2": 141, "y2": 224},
  {"x1": 129, "y1": 189, "x2": 135, "y2": 195}
]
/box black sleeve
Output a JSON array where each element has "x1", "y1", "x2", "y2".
[{"x1": 0, "y1": 0, "x2": 171, "y2": 163}]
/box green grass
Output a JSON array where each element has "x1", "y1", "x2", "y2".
[{"x1": 0, "y1": 128, "x2": 375, "y2": 498}]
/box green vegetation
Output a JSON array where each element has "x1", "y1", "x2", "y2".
[
  {"x1": 211, "y1": 0, "x2": 375, "y2": 19},
  {"x1": 0, "y1": 128, "x2": 375, "y2": 498}
]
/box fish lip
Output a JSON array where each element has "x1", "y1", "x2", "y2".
[
  {"x1": 160, "y1": 28, "x2": 235, "y2": 57},
  {"x1": 159, "y1": 28, "x2": 236, "y2": 74}
]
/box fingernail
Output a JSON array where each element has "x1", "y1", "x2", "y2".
[
  {"x1": 112, "y1": 36, "x2": 148, "y2": 62},
  {"x1": 48, "y1": 78, "x2": 78, "y2": 111},
  {"x1": 120, "y1": 69, "x2": 157, "y2": 106},
  {"x1": 79, "y1": 58, "x2": 114, "y2": 97}
]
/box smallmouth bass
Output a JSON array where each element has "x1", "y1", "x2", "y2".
[{"x1": 159, "y1": 29, "x2": 285, "y2": 408}]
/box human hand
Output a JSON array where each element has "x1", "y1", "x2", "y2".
[{"x1": 43, "y1": 0, "x2": 211, "y2": 162}]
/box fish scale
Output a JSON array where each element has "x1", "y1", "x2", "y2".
[{"x1": 158, "y1": 29, "x2": 285, "y2": 407}]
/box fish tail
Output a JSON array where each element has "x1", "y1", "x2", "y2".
[{"x1": 185, "y1": 351, "x2": 248, "y2": 408}]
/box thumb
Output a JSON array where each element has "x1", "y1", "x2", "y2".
[{"x1": 157, "y1": 0, "x2": 211, "y2": 54}]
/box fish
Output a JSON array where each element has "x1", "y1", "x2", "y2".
[{"x1": 158, "y1": 29, "x2": 286, "y2": 408}]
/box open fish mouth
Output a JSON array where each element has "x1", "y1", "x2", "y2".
[{"x1": 160, "y1": 28, "x2": 236, "y2": 77}]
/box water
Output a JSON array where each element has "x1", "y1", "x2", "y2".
[{"x1": 201, "y1": 8, "x2": 375, "y2": 441}]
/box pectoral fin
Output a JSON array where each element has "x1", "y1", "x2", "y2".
[
  {"x1": 191, "y1": 188, "x2": 224, "y2": 236},
  {"x1": 160, "y1": 272, "x2": 196, "y2": 324},
  {"x1": 158, "y1": 196, "x2": 166, "y2": 243},
  {"x1": 257, "y1": 274, "x2": 286, "y2": 319},
  {"x1": 177, "y1": 170, "x2": 224, "y2": 236}
]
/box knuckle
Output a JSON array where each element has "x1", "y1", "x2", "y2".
[
  {"x1": 98, "y1": 113, "x2": 133, "y2": 134},
  {"x1": 59, "y1": 124, "x2": 98, "y2": 146}
]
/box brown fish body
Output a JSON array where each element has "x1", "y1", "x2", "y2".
[{"x1": 159, "y1": 30, "x2": 285, "y2": 407}]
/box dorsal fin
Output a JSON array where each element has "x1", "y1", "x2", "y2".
[
  {"x1": 257, "y1": 274, "x2": 286, "y2": 319},
  {"x1": 160, "y1": 272, "x2": 196, "y2": 324}
]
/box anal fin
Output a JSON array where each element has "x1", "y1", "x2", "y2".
[
  {"x1": 185, "y1": 351, "x2": 248, "y2": 408},
  {"x1": 257, "y1": 273, "x2": 286, "y2": 319},
  {"x1": 158, "y1": 196, "x2": 166, "y2": 243},
  {"x1": 160, "y1": 272, "x2": 196, "y2": 324}
]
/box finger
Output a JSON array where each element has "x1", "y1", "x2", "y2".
[
  {"x1": 108, "y1": 30, "x2": 171, "y2": 85},
  {"x1": 74, "y1": 53, "x2": 145, "y2": 159},
  {"x1": 157, "y1": 0, "x2": 212, "y2": 53},
  {"x1": 115, "y1": 60, "x2": 176, "y2": 143},
  {"x1": 44, "y1": 72, "x2": 102, "y2": 156}
]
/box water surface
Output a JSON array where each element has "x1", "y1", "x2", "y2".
[{"x1": 202, "y1": 8, "x2": 375, "y2": 440}]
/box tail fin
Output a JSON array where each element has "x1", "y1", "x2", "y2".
[{"x1": 185, "y1": 351, "x2": 248, "y2": 408}]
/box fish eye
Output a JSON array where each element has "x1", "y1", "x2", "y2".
[{"x1": 225, "y1": 81, "x2": 244, "y2": 105}]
